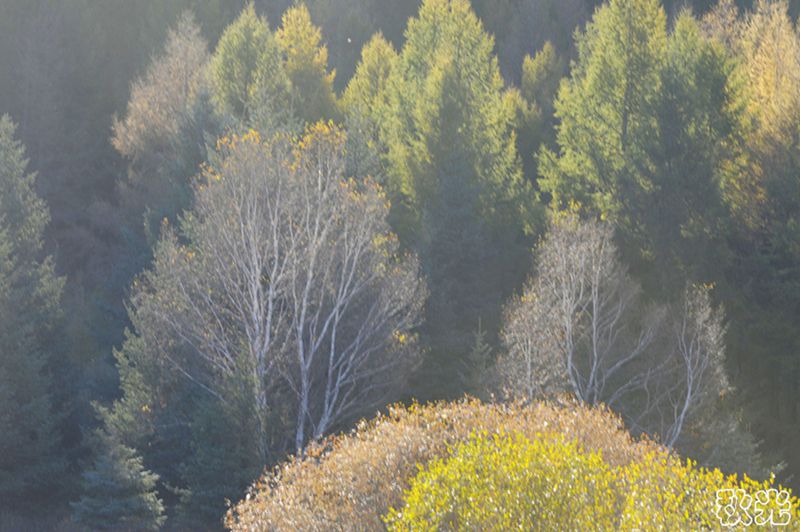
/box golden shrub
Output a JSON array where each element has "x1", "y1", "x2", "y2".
[
  {"x1": 225, "y1": 397, "x2": 659, "y2": 530},
  {"x1": 385, "y1": 431, "x2": 800, "y2": 531},
  {"x1": 384, "y1": 431, "x2": 620, "y2": 531}
]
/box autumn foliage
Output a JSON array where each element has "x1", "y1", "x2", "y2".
[
  {"x1": 225, "y1": 398, "x2": 661, "y2": 530},
  {"x1": 385, "y1": 430, "x2": 800, "y2": 530},
  {"x1": 227, "y1": 398, "x2": 800, "y2": 531}
]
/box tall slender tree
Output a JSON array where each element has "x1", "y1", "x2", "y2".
[
  {"x1": 276, "y1": 3, "x2": 340, "y2": 123},
  {"x1": 0, "y1": 115, "x2": 66, "y2": 509},
  {"x1": 704, "y1": 0, "x2": 800, "y2": 483},
  {"x1": 509, "y1": 42, "x2": 566, "y2": 183},
  {"x1": 342, "y1": 33, "x2": 398, "y2": 182},
  {"x1": 114, "y1": 12, "x2": 216, "y2": 247},
  {"x1": 382, "y1": 0, "x2": 536, "y2": 398},
  {"x1": 209, "y1": 3, "x2": 291, "y2": 129},
  {"x1": 92, "y1": 125, "x2": 425, "y2": 523}
]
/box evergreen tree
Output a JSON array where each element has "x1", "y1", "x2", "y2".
[
  {"x1": 383, "y1": 0, "x2": 536, "y2": 398},
  {"x1": 540, "y1": 0, "x2": 742, "y2": 296},
  {"x1": 209, "y1": 3, "x2": 291, "y2": 128},
  {"x1": 342, "y1": 33, "x2": 398, "y2": 181},
  {"x1": 539, "y1": 0, "x2": 667, "y2": 232},
  {"x1": 0, "y1": 115, "x2": 66, "y2": 509},
  {"x1": 510, "y1": 41, "x2": 565, "y2": 183},
  {"x1": 647, "y1": 12, "x2": 743, "y2": 291},
  {"x1": 706, "y1": 0, "x2": 800, "y2": 484},
  {"x1": 276, "y1": 3, "x2": 340, "y2": 123},
  {"x1": 71, "y1": 342, "x2": 166, "y2": 529},
  {"x1": 176, "y1": 395, "x2": 264, "y2": 527},
  {"x1": 471, "y1": 0, "x2": 587, "y2": 82},
  {"x1": 114, "y1": 12, "x2": 217, "y2": 248},
  {"x1": 71, "y1": 432, "x2": 165, "y2": 531}
]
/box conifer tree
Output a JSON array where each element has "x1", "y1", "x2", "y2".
[
  {"x1": 342, "y1": 33, "x2": 398, "y2": 181},
  {"x1": 704, "y1": 0, "x2": 800, "y2": 484},
  {"x1": 511, "y1": 41, "x2": 565, "y2": 182},
  {"x1": 540, "y1": 0, "x2": 742, "y2": 295},
  {"x1": 209, "y1": 3, "x2": 291, "y2": 128},
  {"x1": 71, "y1": 432, "x2": 165, "y2": 531},
  {"x1": 114, "y1": 12, "x2": 216, "y2": 247},
  {"x1": 276, "y1": 3, "x2": 340, "y2": 123},
  {"x1": 0, "y1": 115, "x2": 66, "y2": 508},
  {"x1": 382, "y1": 0, "x2": 536, "y2": 398},
  {"x1": 539, "y1": 0, "x2": 667, "y2": 227}
]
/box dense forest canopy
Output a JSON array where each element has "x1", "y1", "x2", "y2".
[{"x1": 2, "y1": 0, "x2": 800, "y2": 529}]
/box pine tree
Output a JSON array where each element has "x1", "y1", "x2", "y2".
[
  {"x1": 0, "y1": 115, "x2": 66, "y2": 509},
  {"x1": 463, "y1": 320, "x2": 493, "y2": 397},
  {"x1": 71, "y1": 343, "x2": 168, "y2": 529},
  {"x1": 209, "y1": 3, "x2": 291, "y2": 128},
  {"x1": 382, "y1": 0, "x2": 536, "y2": 398},
  {"x1": 539, "y1": 0, "x2": 667, "y2": 226},
  {"x1": 342, "y1": 33, "x2": 398, "y2": 181},
  {"x1": 71, "y1": 432, "x2": 165, "y2": 531},
  {"x1": 511, "y1": 41, "x2": 565, "y2": 182},
  {"x1": 539, "y1": 0, "x2": 742, "y2": 296},
  {"x1": 176, "y1": 395, "x2": 264, "y2": 526},
  {"x1": 276, "y1": 3, "x2": 340, "y2": 123}
]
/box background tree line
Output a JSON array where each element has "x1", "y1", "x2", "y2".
[{"x1": 2, "y1": 0, "x2": 800, "y2": 529}]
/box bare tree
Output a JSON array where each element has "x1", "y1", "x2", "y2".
[
  {"x1": 499, "y1": 214, "x2": 733, "y2": 453},
  {"x1": 500, "y1": 214, "x2": 661, "y2": 406},
  {"x1": 129, "y1": 124, "x2": 425, "y2": 458},
  {"x1": 500, "y1": 290, "x2": 567, "y2": 399},
  {"x1": 647, "y1": 285, "x2": 728, "y2": 448}
]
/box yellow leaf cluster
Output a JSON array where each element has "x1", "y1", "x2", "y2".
[
  {"x1": 225, "y1": 398, "x2": 661, "y2": 530},
  {"x1": 387, "y1": 431, "x2": 800, "y2": 531}
]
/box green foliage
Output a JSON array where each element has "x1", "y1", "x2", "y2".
[
  {"x1": 383, "y1": 0, "x2": 537, "y2": 398},
  {"x1": 386, "y1": 430, "x2": 800, "y2": 531},
  {"x1": 209, "y1": 3, "x2": 291, "y2": 126},
  {"x1": 521, "y1": 42, "x2": 564, "y2": 116},
  {"x1": 463, "y1": 321, "x2": 492, "y2": 396},
  {"x1": 0, "y1": 116, "x2": 66, "y2": 510},
  {"x1": 5, "y1": 0, "x2": 800, "y2": 526},
  {"x1": 276, "y1": 3, "x2": 340, "y2": 123},
  {"x1": 540, "y1": 0, "x2": 668, "y2": 220},
  {"x1": 114, "y1": 12, "x2": 217, "y2": 248},
  {"x1": 511, "y1": 42, "x2": 565, "y2": 182},
  {"x1": 707, "y1": 0, "x2": 800, "y2": 487},
  {"x1": 176, "y1": 396, "x2": 264, "y2": 527},
  {"x1": 71, "y1": 432, "x2": 165, "y2": 531},
  {"x1": 540, "y1": 0, "x2": 744, "y2": 295},
  {"x1": 96, "y1": 123, "x2": 424, "y2": 527},
  {"x1": 0, "y1": 116, "x2": 51, "y2": 256},
  {"x1": 471, "y1": 0, "x2": 587, "y2": 81},
  {"x1": 342, "y1": 33, "x2": 398, "y2": 181}
]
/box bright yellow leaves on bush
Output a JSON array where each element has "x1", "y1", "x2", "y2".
[
  {"x1": 385, "y1": 431, "x2": 800, "y2": 531},
  {"x1": 385, "y1": 431, "x2": 619, "y2": 531}
]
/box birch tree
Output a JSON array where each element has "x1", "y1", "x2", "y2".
[
  {"x1": 121, "y1": 123, "x2": 425, "y2": 461},
  {"x1": 499, "y1": 214, "x2": 739, "y2": 457}
]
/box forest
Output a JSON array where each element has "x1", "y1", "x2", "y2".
[{"x1": 2, "y1": 0, "x2": 800, "y2": 529}]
